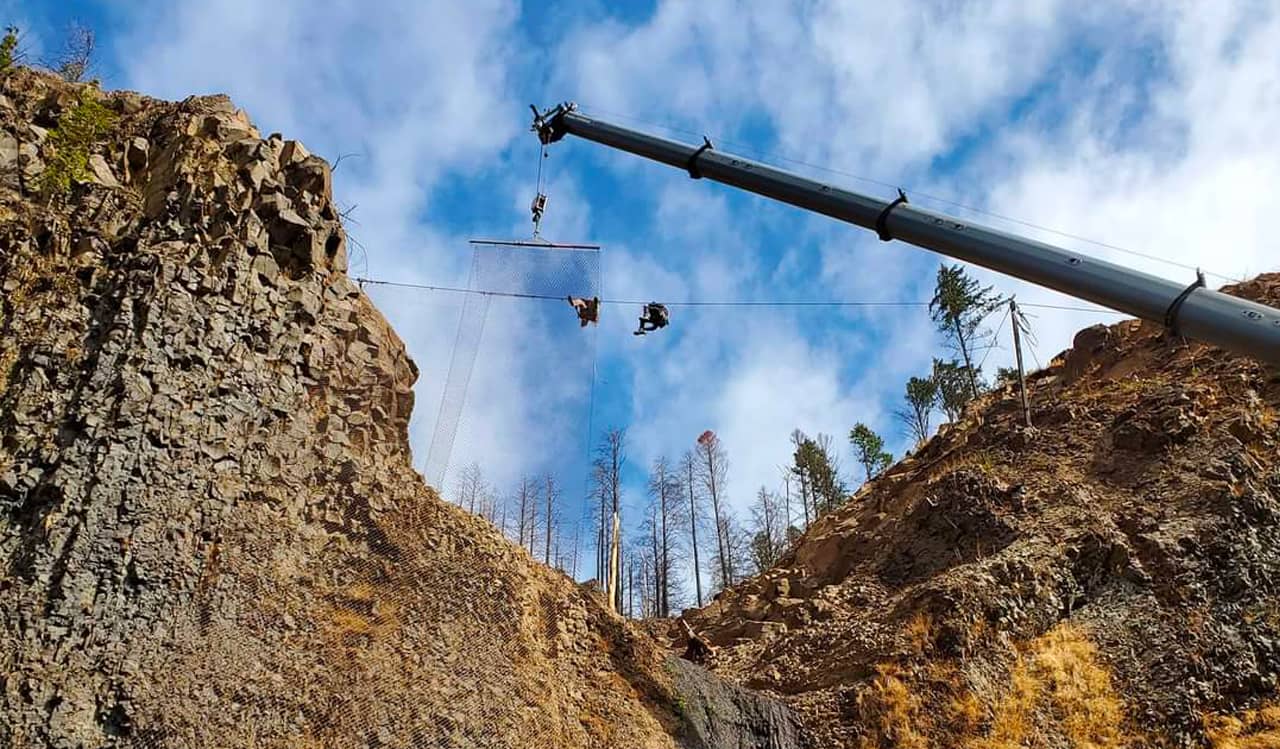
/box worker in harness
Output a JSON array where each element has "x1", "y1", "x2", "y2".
[
  {"x1": 634, "y1": 302, "x2": 669, "y2": 336},
  {"x1": 566, "y1": 296, "x2": 600, "y2": 327}
]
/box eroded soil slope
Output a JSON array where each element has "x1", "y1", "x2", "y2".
[{"x1": 687, "y1": 277, "x2": 1280, "y2": 747}]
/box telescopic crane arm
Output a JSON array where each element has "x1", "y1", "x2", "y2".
[{"x1": 532, "y1": 103, "x2": 1280, "y2": 366}]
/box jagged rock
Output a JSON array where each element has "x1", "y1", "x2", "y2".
[
  {"x1": 0, "y1": 66, "x2": 785, "y2": 749},
  {"x1": 668, "y1": 659, "x2": 809, "y2": 749},
  {"x1": 1061, "y1": 323, "x2": 1113, "y2": 381},
  {"x1": 0, "y1": 130, "x2": 18, "y2": 189},
  {"x1": 125, "y1": 136, "x2": 148, "y2": 180},
  {"x1": 87, "y1": 153, "x2": 120, "y2": 187}
]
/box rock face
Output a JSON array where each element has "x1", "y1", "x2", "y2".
[
  {"x1": 684, "y1": 279, "x2": 1280, "y2": 747},
  {"x1": 0, "y1": 68, "x2": 808, "y2": 748},
  {"x1": 666, "y1": 659, "x2": 807, "y2": 749}
]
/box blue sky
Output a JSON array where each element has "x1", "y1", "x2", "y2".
[{"x1": 11, "y1": 1, "x2": 1280, "y2": 585}]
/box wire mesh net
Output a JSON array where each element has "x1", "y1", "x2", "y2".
[{"x1": 425, "y1": 241, "x2": 601, "y2": 499}]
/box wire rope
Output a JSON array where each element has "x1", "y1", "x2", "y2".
[{"x1": 356, "y1": 277, "x2": 1128, "y2": 315}]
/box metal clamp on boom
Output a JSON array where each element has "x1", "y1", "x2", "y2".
[
  {"x1": 875, "y1": 188, "x2": 909, "y2": 241},
  {"x1": 686, "y1": 137, "x2": 714, "y2": 179},
  {"x1": 1163, "y1": 269, "x2": 1206, "y2": 337}
]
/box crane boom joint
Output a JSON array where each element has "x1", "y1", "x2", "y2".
[{"x1": 532, "y1": 102, "x2": 576, "y2": 145}]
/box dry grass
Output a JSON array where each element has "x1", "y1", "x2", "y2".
[
  {"x1": 933, "y1": 448, "x2": 1001, "y2": 480},
  {"x1": 968, "y1": 623, "x2": 1128, "y2": 749},
  {"x1": 325, "y1": 581, "x2": 402, "y2": 645},
  {"x1": 1033, "y1": 626, "x2": 1128, "y2": 748},
  {"x1": 857, "y1": 663, "x2": 930, "y2": 749},
  {"x1": 906, "y1": 613, "x2": 935, "y2": 656},
  {"x1": 857, "y1": 624, "x2": 1131, "y2": 748},
  {"x1": 969, "y1": 658, "x2": 1039, "y2": 749},
  {"x1": 1204, "y1": 702, "x2": 1280, "y2": 749}
]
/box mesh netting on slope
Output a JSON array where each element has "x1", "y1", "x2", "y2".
[{"x1": 424, "y1": 241, "x2": 601, "y2": 496}]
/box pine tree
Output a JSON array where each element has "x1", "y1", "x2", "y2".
[
  {"x1": 896, "y1": 376, "x2": 939, "y2": 444},
  {"x1": 0, "y1": 26, "x2": 20, "y2": 72},
  {"x1": 932, "y1": 358, "x2": 979, "y2": 422},
  {"x1": 930, "y1": 264, "x2": 1005, "y2": 400},
  {"x1": 794, "y1": 433, "x2": 845, "y2": 515},
  {"x1": 849, "y1": 423, "x2": 893, "y2": 482},
  {"x1": 790, "y1": 430, "x2": 813, "y2": 528}
]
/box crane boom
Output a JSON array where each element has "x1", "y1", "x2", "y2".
[{"x1": 533, "y1": 103, "x2": 1280, "y2": 366}]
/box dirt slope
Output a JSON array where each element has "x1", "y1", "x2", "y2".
[
  {"x1": 686, "y1": 277, "x2": 1280, "y2": 747},
  {"x1": 0, "y1": 68, "x2": 808, "y2": 749}
]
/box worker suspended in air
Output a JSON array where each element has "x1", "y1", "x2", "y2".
[
  {"x1": 567, "y1": 296, "x2": 600, "y2": 327},
  {"x1": 634, "y1": 302, "x2": 669, "y2": 336}
]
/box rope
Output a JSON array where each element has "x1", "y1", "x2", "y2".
[
  {"x1": 355, "y1": 277, "x2": 1128, "y2": 314},
  {"x1": 976, "y1": 305, "x2": 1012, "y2": 372},
  {"x1": 574, "y1": 104, "x2": 1241, "y2": 284},
  {"x1": 535, "y1": 141, "x2": 547, "y2": 196}
]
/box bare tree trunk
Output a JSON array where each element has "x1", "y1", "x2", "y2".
[
  {"x1": 571, "y1": 520, "x2": 580, "y2": 579},
  {"x1": 544, "y1": 475, "x2": 555, "y2": 566},
  {"x1": 954, "y1": 317, "x2": 981, "y2": 402},
  {"x1": 608, "y1": 509, "x2": 621, "y2": 612},
  {"x1": 651, "y1": 508, "x2": 661, "y2": 618},
  {"x1": 698, "y1": 435, "x2": 730, "y2": 591},
  {"x1": 799, "y1": 470, "x2": 811, "y2": 528},
  {"x1": 685, "y1": 456, "x2": 704, "y2": 607},
  {"x1": 517, "y1": 479, "x2": 528, "y2": 549}
]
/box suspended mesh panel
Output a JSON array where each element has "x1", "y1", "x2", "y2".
[
  {"x1": 425, "y1": 242, "x2": 601, "y2": 499},
  {"x1": 423, "y1": 253, "x2": 491, "y2": 489}
]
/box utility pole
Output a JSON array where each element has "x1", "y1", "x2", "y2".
[{"x1": 1010, "y1": 299, "x2": 1032, "y2": 428}]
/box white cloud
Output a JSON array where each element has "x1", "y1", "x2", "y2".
[{"x1": 105, "y1": 0, "x2": 1280, "y2": 574}]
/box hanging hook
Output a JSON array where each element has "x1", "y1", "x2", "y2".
[{"x1": 531, "y1": 136, "x2": 550, "y2": 239}]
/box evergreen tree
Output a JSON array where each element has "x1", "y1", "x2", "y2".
[
  {"x1": 792, "y1": 433, "x2": 845, "y2": 516},
  {"x1": 849, "y1": 423, "x2": 892, "y2": 482},
  {"x1": 930, "y1": 264, "x2": 1005, "y2": 400},
  {"x1": 895, "y1": 376, "x2": 939, "y2": 444},
  {"x1": 0, "y1": 26, "x2": 20, "y2": 72},
  {"x1": 932, "y1": 358, "x2": 979, "y2": 422}
]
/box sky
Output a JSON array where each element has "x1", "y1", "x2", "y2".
[{"x1": 10, "y1": 1, "x2": 1280, "y2": 583}]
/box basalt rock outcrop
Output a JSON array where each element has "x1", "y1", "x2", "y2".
[{"x1": 0, "y1": 68, "x2": 807, "y2": 749}]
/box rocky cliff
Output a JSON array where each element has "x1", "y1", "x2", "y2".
[
  {"x1": 0, "y1": 68, "x2": 805, "y2": 748},
  {"x1": 684, "y1": 278, "x2": 1280, "y2": 747}
]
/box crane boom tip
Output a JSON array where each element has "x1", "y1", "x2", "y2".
[{"x1": 531, "y1": 102, "x2": 576, "y2": 145}]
